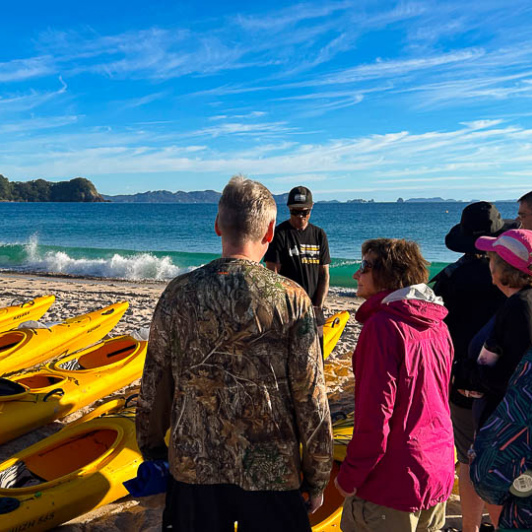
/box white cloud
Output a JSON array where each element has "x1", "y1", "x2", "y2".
[
  {"x1": 187, "y1": 121, "x2": 296, "y2": 138},
  {"x1": 234, "y1": 1, "x2": 354, "y2": 32},
  {"x1": 0, "y1": 77, "x2": 67, "y2": 114},
  {"x1": 461, "y1": 120, "x2": 504, "y2": 130},
  {"x1": 0, "y1": 114, "x2": 78, "y2": 134},
  {"x1": 2, "y1": 119, "x2": 531, "y2": 200},
  {"x1": 0, "y1": 56, "x2": 55, "y2": 82},
  {"x1": 209, "y1": 111, "x2": 267, "y2": 121},
  {"x1": 119, "y1": 91, "x2": 168, "y2": 110}
]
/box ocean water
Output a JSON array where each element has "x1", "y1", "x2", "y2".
[{"x1": 0, "y1": 202, "x2": 519, "y2": 288}]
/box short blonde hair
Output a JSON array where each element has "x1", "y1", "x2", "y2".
[
  {"x1": 362, "y1": 238, "x2": 429, "y2": 291},
  {"x1": 218, "y1": 176, "x2": 277, "y2": 244}
]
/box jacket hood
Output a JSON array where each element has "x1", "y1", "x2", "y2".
[{"x1": 356, "y1": 284, "x2": 448, "y2": 328}]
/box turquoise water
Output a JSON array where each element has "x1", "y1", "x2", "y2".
[{"x1": 0, "y1": 202, "x2": 519, "y2": 287}]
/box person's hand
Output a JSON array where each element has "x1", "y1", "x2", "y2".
[
  {"x1": 334, "y1": 477, "x2": 356, "y2": 498},
  {"x1": 313, "y1": 306, "x2": 326, "y2": 326},
  {"x1": 307, "y1": 492, "x2": 324, "y2": 514}
]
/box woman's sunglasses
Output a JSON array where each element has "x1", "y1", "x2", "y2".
[{"x1": 358, "y1": 259, "x2": 375, "y2": 274}]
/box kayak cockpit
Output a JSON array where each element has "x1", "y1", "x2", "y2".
[
  {"x1": 13, "y1": 374, "x2": 66, "y2": 392},
  {"x1": 0, "y1": 428, "x2": 120, "y2": 491},
  {"x1": 0, "y1": 378, "x2": 28, "y2": 401},
  {"x1": 55, "y1": 337, "x2": 141, "y2": 372},
  {"x1": 0, "y1": 331, "x2": 25, "y2": 354},
  {"x1": 76, "y1": 338, "x2": 139, "y2": 369}
]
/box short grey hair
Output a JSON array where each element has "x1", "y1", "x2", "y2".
[
  {"x1": 488, "y1": 251, "x2": 532, "y2": 289},
  {"x1": 218, "y1": 176, "x2": 277, "y2": 244}
]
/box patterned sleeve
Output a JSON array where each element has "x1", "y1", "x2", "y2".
[
  {"x1": 471, "y1": 347, "x2": 532, "y2": 506},
  {"x1": 288, "y1": 296, "x2": 333, "y2": 495},
  {"x1": 136, "y1": 287, "x2": 176, "y2": 461}
]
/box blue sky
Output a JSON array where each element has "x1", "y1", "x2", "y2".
[{"x1": 2, "y1": 0, "x2": 532, "y2": 201}]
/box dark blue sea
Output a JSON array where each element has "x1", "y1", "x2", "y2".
[{"x1": 0, "y1": 202, "x2": 519, "y2": 289}]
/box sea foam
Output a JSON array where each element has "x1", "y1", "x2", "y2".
[{"x1": 17, "y1": 235, "x2": 186, "y2": 280}]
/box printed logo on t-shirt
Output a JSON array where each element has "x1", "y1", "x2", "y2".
[{"x1": 289, "y1": 244, "x2": 320, "y2": 264}]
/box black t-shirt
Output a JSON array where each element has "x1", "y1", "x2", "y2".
[
  {"x1": 264, "y1": 220, "x2": 331, "y2": 305},
  {"x1": 472, "y1": 285, "x2": 532, "y2": 427}
]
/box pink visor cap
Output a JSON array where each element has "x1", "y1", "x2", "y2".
[{"x1": 475, "y1": 229, "x2": 532, "y2": 275}]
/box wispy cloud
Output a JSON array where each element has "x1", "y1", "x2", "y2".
[
  {"x1": 119, "y1": 91, "x2": 168, "y2": 110},
  {"x1": 0, "y1": 114, "x2": 78, "y2": 134},
  {"x1": 234, "y1": 1, "x2": 354, "y2": 32},
  {"x1": 209, "y1": 111, "x2": 267, "y2": 121},
  {"x1": 0, "y1": 56, "x2": 55, "y2": 82},
  {"x1": 0, "y1": 77, "x2": 67, "y2": 114},
  {"x1": 2, "y1": 120, "x2": 531, "y2": 201},
  {"x1": 188, "y1": 121, "x2": 296, "y2": 138}
]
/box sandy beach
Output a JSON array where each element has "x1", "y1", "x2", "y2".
[{"x1": 0, "y1": 273, "x2": 466, "y2": 531}]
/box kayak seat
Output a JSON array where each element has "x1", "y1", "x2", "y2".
[
  {"x1": 78, "y1": 341, "x2": 136, "y2": 370},
  {"x1": 15, "y1": 374, "x2": 65, "y2": 389},
  {"x1": 0, "y1": 461, "x2": 46, "y2": 489},
  {"x1": 24, "y1": 429, "x2": 117, "y2": 481},
  {"x1": 0, "y1": 331, "x2": 25, "y2": 353},
  {"x1": 0, "y1": 378, "x2": 26, "y2": 397}
]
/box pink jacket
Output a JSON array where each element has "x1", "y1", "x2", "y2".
[{"x1": 337, "y1": 285, "x2": 455, "y2": 512}]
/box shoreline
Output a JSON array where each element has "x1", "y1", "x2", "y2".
[{"x1": 0, "y1": 272, "x2": 464, "y2": 530}]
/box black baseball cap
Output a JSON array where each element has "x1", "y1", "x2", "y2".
[{"x1": 287, "y1": 186, "x2": 313, "y2": 208}]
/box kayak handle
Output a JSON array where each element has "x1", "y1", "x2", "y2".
[
  {"x1": 332, "y1": 317, "x2": 341, "y2": 327},
  {"x1": 125, "y1": 393, "x2": 139, "y2": 408},
  {"x1": 43, "y1": 388, "x2": 65, "y2": 402}
]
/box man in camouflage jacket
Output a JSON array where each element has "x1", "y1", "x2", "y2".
[{"x1": 136, "y1": 176, "x2": 333, "y2": 532}]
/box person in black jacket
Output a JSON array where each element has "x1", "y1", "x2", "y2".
[{"x1": 432, "y1": 202, "x2": 515, "y2": 532}]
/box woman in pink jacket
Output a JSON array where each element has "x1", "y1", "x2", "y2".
[{"x1": 335, "y1": 238, "x2": 455, "y2": 532}]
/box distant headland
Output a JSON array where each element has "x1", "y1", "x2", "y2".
[
  {"x1": 103, "y1": 191, "x2": 376, "y2": 204},
  {"x1": 0, "y1": 175, "x2": 104, "y2": 202},
  {"x1": 0, "y1": 174, "x2": 519, "y2": 203}
]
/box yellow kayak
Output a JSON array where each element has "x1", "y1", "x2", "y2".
[
  {"x1": 0, "y1": 295, "x2": 55, "y2": 333},
  {"x1": 311, "y1": 415, "x2": 461, "y2": 529},
  {"x1": 0, "y1": 396, "x2": 141, "y2": 532},
  {"x1": 0, "y1": 398, "x2": 350, "y2": 530},
  {"x1": 0, "y1": 301, "x2": 129, "y2": 376},
  {"x1": 323, "y1": 310, "x2": 350, "y2": 360},
  {"x1": 309, "y1": 414, "x2": 353, "y2": 531},
  {"x1": 0, "y1": 335, "x2": 147, "y2": 445}
]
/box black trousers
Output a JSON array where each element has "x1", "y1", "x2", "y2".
[{"x1": 162, "y1": 478, "x2": 312, "y2": 532}]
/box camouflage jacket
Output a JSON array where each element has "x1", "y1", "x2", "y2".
[{"x1": 136, "y1": 258, "x2": 332, "y2": 495}]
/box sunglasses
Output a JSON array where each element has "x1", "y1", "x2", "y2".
[
  {"x1": 290, "y1": 208, "x2": 311, "y2": 217},
  {"x1": 358, "y1": 259, "x2": 375, "y2": 274}
]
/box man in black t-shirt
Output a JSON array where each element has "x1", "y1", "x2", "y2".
[{"x1": 265, "y1": 186, "x2": 331, "y2": 325}]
